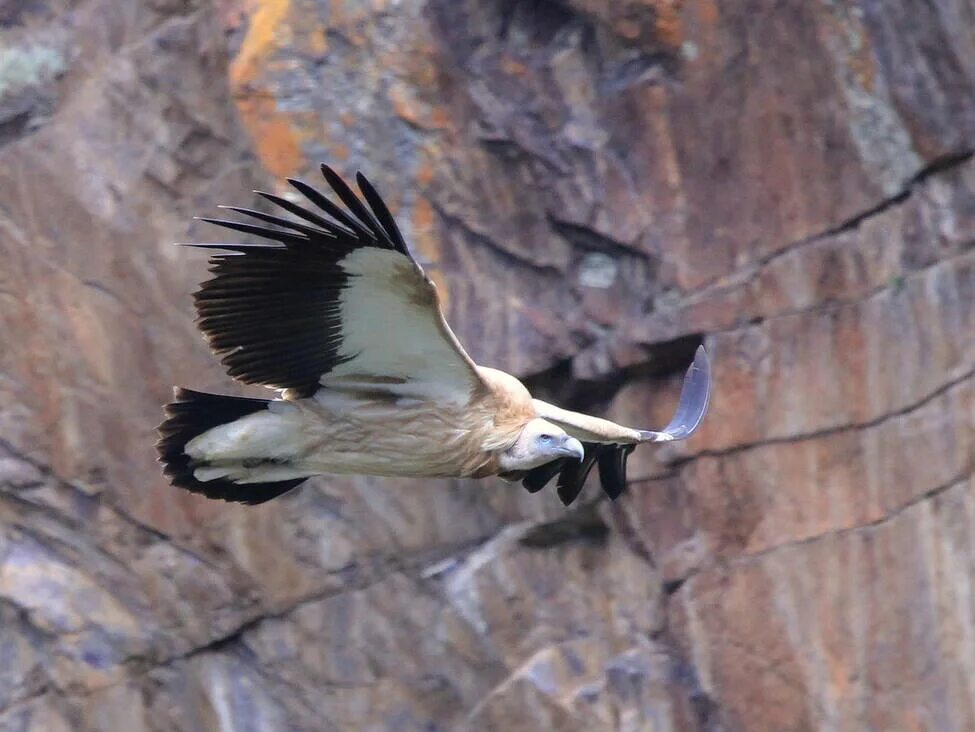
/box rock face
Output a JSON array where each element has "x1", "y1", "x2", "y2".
[{"x1": 0, "y1": 0, "x2": 973, "y2": 729}]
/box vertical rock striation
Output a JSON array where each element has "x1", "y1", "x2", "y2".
[{"x1": 0, "y1": 0, "x2": 972, "y2": 729}]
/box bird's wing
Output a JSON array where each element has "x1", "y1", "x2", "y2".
[
  {"x1": 524, "y1": 346, "x2": 711, "y2": 505},
  {"x1": 186, "y1": 164, "x2": 484, "y2": 402}
]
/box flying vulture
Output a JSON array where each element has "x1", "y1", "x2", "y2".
[{"x1": 156, "y1": 165, "x2": 711, "y2": 507}]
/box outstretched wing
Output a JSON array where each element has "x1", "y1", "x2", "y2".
[
  {"x1": 524, "y1": 346, "x2": 711, "y2": 505},
  {"x1": 187, "y1": 164, "x2": 484, "y2": 403}
]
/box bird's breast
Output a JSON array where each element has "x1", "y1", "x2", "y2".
[{"x1": 291, "y1": 388, "x2": 509, "y2": 478}]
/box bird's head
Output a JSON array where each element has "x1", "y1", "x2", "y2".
[{"x1": 497, "y1": 418, "x2": 585, "y2": 471}]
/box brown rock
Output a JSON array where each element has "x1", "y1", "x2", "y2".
[
  {"x1": 670, "y1": 478, "x2": 975, "y2": 732},
  {"x1": 0, "y1": 0, "x2": 973, "y2": 729}
]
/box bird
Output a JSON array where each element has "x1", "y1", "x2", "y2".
[{"x1": 156, "y1": 164, "x2": 711, "y2": 507}]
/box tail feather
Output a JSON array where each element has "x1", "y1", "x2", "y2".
[{"x1": 156, "y1": 387, "x2": 307, "y2": 505}]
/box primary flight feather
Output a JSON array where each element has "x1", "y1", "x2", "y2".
[{"x1": 156, "y1": 164, "x2": 711, "y2": 506}]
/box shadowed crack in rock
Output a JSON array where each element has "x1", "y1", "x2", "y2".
[
  {"x1": 518, "y1": 500, "x2": 609, "y2": 549},
  {"x1": 548, "y1": 216, "x2": 654, "y2": 259},
  {"x1": 58, "y1": 530, "x2": 503, "y2": 701},
  {"x1": 684, "y1": 359, "x2": 975, "y2": 463},
  {"x1": 815, "y1": 149, "x2": 974, "y2": 240},
  {"x1": 736, "y1": 471, "x2": 969, "y2": 566},
  {"x1": 683, "y1": 149, "x2": 975, "y2": 304},
  {"x1": 522, "y1": 332, "x2": 704, "y2": 413},
  {"x1": 0, "y1": 685, "x2": 54, "y2": 721},
  {"x1": 0, "y1": 437, "x2": 221, "y2": 572},
  {"x1": 700, "y1": 243, "x2": 975, "y2": 340},
  {"x1": 433, "y1": 201, "x2": 566, "y2": 275},
  {"x1": 665, "y1": 471, "x2": 971, "y2": 601}
]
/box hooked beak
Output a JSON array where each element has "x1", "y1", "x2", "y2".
[{"x1": 558, "y1": 436, "x2": 585, "y2": 461}]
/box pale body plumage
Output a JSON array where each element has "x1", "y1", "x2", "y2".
[{"x1": 186, "y1": 366, "x2": 538, "y2": 482}]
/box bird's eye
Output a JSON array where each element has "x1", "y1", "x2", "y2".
[{"x1": 539, "y1": 434, "x2": 553, "y2": 444}]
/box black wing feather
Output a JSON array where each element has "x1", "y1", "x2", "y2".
[
  {"x1": 555, "y1": 446, "x2": 600, "y2": 506},
  {"x1": 254, "y1": 190, "x2": 357, "y2": 238},
  {"x1": 527, "y1": 443, "x2": 636, "y2": 505},
  {"x1": 218, "y1": 206, "x2": 333, "y2": 239},
  {"x1": 522, "y1": 459, "x2": 566, "y2": 493},
  {"x1": 597, "y1": 444, "x2": 635, "y2": 500},
  {"x1": 288, "y1": 177, "x2": 374, "y2": 241},
  {"x1": 190, "y1": 165, "x2": 418, "y2": 396},
  {"x1": 195, "y1": 217, "x2": 312, "y2": 246},
  {"x1": 320, "y1": 164, "x2": 391, "y2": 247},
  {"x1": 356, "y1": 172, "x2": 410, "y2": 255}
]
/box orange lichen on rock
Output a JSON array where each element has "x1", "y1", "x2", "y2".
[
  {"x1": 389, "y1": 82, "x2": 452, "y2": 131},
  {"x1": 415, "y1": 156, "x2": 436, "y2": 186},
  {"x1": 411, "y1": 195, "x2": 448, "y2": 305},
  {"x1": 646, "y1": 0, "x2": 684, "y2": 48},
  {"x1": 411, "y1": 195, "x2": 437, "y2": 258},
  {"x1": 500, "y1": 55, "x2": 530, "y2": 78},
  {"x1": 228, "y1": 0, "x2": 303, "y2": 178},
  {"x1": 307, "y1": 26, "x2": 329, "y2": 56},
  {"x1": 233, "y1": 97, "x2": 304, "y2": 179},
  {"x1": 583, "y1": 0, "x2": 685, "y2": 46},
  {"x1": 389, "y1": 82, "x2": 428, "y2": 129},
  {"x1": 691, "y1": 0, "x2": 718, "y2": 27}
]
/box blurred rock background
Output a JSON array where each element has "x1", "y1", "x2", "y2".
[{"x1": 0, "y1": 0, "x2": 973, "y2": 729}]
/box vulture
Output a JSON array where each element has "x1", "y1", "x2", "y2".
[{"x1": 156, "y1": 164, "x2": 711, "y2": 507}]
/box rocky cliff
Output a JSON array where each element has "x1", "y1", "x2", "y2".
[{"x1": 0, "y1": 1, "x2": 973, "y2": 730}]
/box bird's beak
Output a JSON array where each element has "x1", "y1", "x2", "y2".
[{"x1": 559, "y1": 436, "x2": 585, "y2": 461}]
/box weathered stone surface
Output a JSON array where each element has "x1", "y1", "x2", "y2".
[
  {"x1": 669, "y1": 477, "x2": 975, "y2": 732},
  {"x1": 0, "y1": 0, "x2": 973, "y2": 730}
]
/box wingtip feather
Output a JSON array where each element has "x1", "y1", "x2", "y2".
[{"x1": 639, "y1": 345, "x2": 711, "y2": 443}]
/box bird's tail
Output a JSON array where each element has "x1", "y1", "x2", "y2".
[{"x1": 155, "y1": 387, "x2": 308, "y2": 505}]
